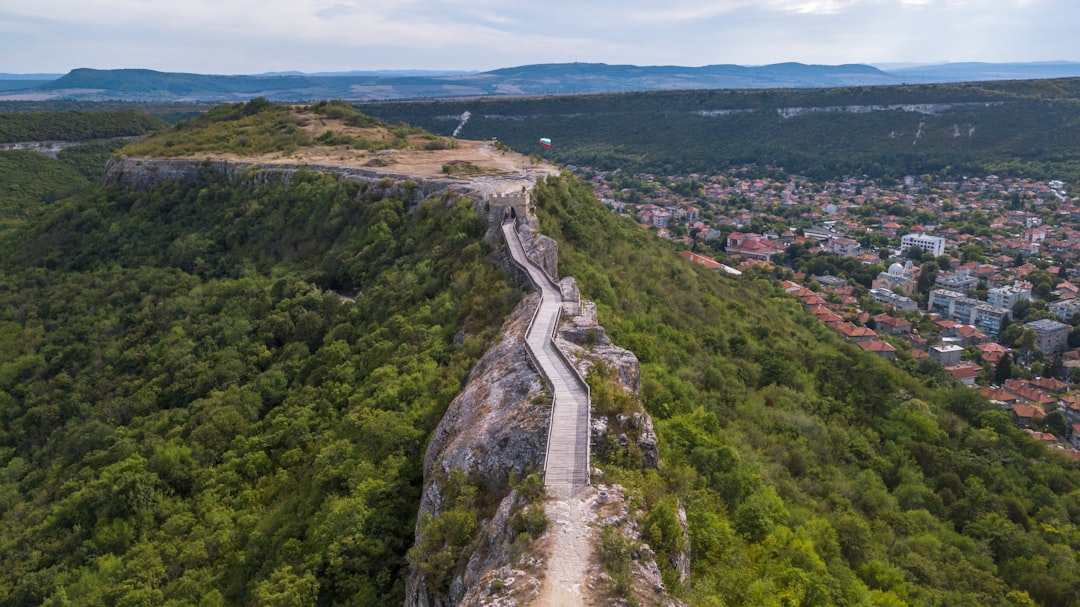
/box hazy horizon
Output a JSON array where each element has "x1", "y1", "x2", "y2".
[{"x1": 2, "y1": 1, "x2": 1078, "y2": 74}]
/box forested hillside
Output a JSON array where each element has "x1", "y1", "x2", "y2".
[
  {"x1": 0, "y1": 170, "x2": 519, "y2": 606},
  {"x1": 0, "y1": 109, "x2": 166, "y2": 233},
  {"x1": 0, "y1": 150, "x2": 88, "y2": 232},
  {"x1": 533, "y1": 175, "x2": 1080, "y2": 606},
  {"x1": 361, "y1": 79, "x2": 1080, "y2": 180},
  {"x1": 0, "y1": 109, "x2": 165, "y2": 143}
]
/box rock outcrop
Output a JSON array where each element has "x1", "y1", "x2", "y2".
[
  {"x1": 515, "y1": 222, "x2": 560, "y2": 285},
  {"x1": 103, "y1": 157, "x2": 471, "y2": 204},
  {"x1": 405, "y1": 294, "x2": 551, "y2": 607}
]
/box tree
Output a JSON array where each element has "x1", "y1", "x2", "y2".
[
  {"x1": 995, "y1": 353, "x2": 1013, "y2": 385},
  {"x1": 916, "y1": 261, "x2": 939, "y2": 296},
  {"x1": 1049, "y1": 354, "x2": 1065, "y2": 380}
]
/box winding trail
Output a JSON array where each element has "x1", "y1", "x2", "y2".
[
  {"x1": 501, "y1": 220, "x2": 590, "y2": 498},
  {"x1": 501, "y1": 219, "x2": 595, "y2": 605}
]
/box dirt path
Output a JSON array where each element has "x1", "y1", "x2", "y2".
[{"x1": 534, "y1": 488, "x2": 599, "y2": 606}]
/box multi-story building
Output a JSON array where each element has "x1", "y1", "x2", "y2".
[
  {"x1": 828, "y1": 237, "x2": 861, "y2": 257},
  {"x1": 988, "y1": 281, "x2": 1032, "y2": 310},
  {"x1": 1025, "y1": 318, "x2": 1070, "y2": 355},
  {"x1": 935, "y1": 271, "x2": 978, "y2": 294},
  {"x1": 1049, "y1": 298, "x2": 1080, "y2": 322},
  {"x1": 869, "y1": 288, "x2": 919, "y2": 313},
  {"x1": 929, "y1": 289, "x2": 1010, "y2": 335},
  {"x1": 930, "y1": 344, "x2": 964, "y2": 366},
  {"x1": 727, "y1": 233, "x2": 783, "y2": 262},
  {"x1": 901, "y1": 233, "x2": 946, "y2": 258}
]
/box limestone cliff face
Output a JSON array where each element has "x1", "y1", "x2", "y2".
[
  {"x1": 405, "y1": 294, "x2": 550, "y2": 607},
  {"x1": 515, "y1": 221, "x2": 560, "y2": 285},
  {"x1": 103, "y1": 157, "x2": 472, "y2": 204}
]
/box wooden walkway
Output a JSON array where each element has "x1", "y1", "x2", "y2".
[{"x1": 502, "y1": 220, "x2": 590, "y2": 499}]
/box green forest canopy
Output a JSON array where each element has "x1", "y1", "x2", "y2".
[
  {"x1": 0, "y1": 170, "x2": 519, "y2": 606},
  {"x1": 360, "y1": 79, "x2": 1080, "y2": 181}
]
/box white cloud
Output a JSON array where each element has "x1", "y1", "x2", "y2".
[{"x1": 0, "y1": 0, "x2": 1077, "y2": 72}]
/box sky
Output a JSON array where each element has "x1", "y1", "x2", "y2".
[{"x1": 0, "y1": 0, "x2": 1076, "y2": 74}]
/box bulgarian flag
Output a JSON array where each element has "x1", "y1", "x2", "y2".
[{"x1": 539, "y1": 137, "x2": 552, "y2": 148}]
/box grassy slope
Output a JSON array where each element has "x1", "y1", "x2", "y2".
[{"x1": 534, "y1": 173, "x2": 1080, "y2": 606}]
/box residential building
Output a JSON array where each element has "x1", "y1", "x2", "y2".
[
  {"x1": 874, "y1": 314, "x2": 913, "y2": 336},
  {"x1": 727, "y1": 233, "x2": 783, "y2": 262},
  {"x1": 928, "y1": 289, "x2": 1010, "y2": 335},
  {"x1": 901, "y1": 233, "x2": 946, "y2": 257},
  {"x1": 1049, "y1": 298, "x2": 1080, "y2": 322},
  {"x1": 859, "y1": 340, "x2": 897, "y2": 359},
  {"x1": 1024, "y1": 318, "x2": 1070, "y2": 355},
  {"x1": 946, "y1": 363, "x2": 980, "y2": 386},
  {"x1": 828, "y1": 237, "x2": 861, "y2": 257},
  {"x1": 679, "y1": 250, "x2": 742, "y2": 276},
  {"x1": 837, "y1": 322, "x2": 878, "y2": 344},
  {"x1": 988, "y1": 281, "x2": 1032, "y2": 310},
  {"x1": 1011, "y1": 404, "x2": 1046, "y2": 428},
  {"x1": 930, "y1": 344, "x2": 964, "y2": 367},
  {"x1": 869, "y1": 288, "x2": 919, "y2": 313},
  {"x1": 935, "y1": 271, "x2": 978, "y2": 293}
]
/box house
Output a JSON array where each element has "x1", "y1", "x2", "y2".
[
  {"x1": 829, "y1": 237, "x2": 861, "y2": 257},
  {"x1": 874, "y1": 314, "x2": 913, "y2": 336},
  {"x1": 1029, "y1": 377, "x2": 1068, "y2": 393},
  {"x1": 837, "y1": 322, "x2": 878, "y2": 344},
  {"x1": 859, "y1": 339, "x2": 897, "y2": 359},
  {"x1": 930, "y1": 344, "x2": 964, "y2": 367},
  {"x1": 1026, "y1": 429, "x2": 1058, "y2": 445},
  {"x1": 945, "y1": 363, "x2": 980, "y2": 386},
  {"x1": 679, "y1": 250, "x2": 742, "y2": 276},
  {"x1": 1062, "y1": 396, "x2": 1080, "y2": 425},
  {"x1": 1011, "y1": 404, "x2": 1046, "y2": 428},
  {"x1": 933, "y1": 319, "x2": 961, "y2": 337},
  {"x1": 955, "y1": 325, "x2": 991, "y2": 346},
  {"x1": 979, "y1": 387, "x2": 1022, "y2": 405},
  {"x1": 1002, "y1": 380, "x2": 1055, "y2": 408}
]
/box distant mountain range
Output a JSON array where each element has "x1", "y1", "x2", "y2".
[{"x1": 1, "y1": 61, "x2": 1079, "y2": 102}]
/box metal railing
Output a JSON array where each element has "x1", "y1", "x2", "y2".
[{"x1": 501, "y1": 218, "x2": 592, "y2": 486}]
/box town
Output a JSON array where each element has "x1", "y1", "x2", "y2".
[{"x1": 587, "y1": 166, "x2": 1080, "y2": 457}]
